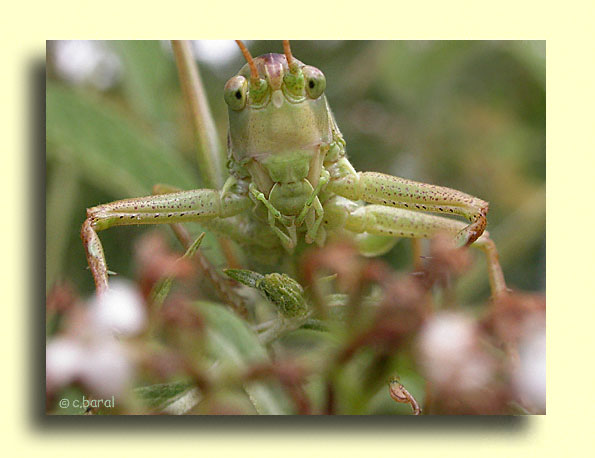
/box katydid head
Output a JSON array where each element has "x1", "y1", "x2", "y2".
[{"x1": 224, "y1": 41, "x2": 333, "y2": 194}]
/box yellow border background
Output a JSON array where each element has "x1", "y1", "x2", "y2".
[{"x1": 3, "y1": 0, "x2": 593, "y2": 455}]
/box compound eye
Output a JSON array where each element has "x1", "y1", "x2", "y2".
[
  {"x1": 303, "y1": 66, "x2": 326, "y2": 99},
  {"x1": 224, "y1": 75, "x2": 248, "y2": 111}
]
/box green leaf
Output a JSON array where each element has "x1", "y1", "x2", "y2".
[
  {"x1": 46, "y1": 81, "x2": 199, "y2": 199},
  {"x1": 108, "y1": 41, "x2": 178, "y2": 138},
  {"x1": 134, "y1": 381, "x2": 195, "y2": 411},
  {"x1": 46, "y1": 159, "x2": 78, "y2": 290},
  {"x1": 195, "y1": 301, "x2": 293, "y2": 414}
]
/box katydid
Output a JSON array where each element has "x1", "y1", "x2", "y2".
[{"x1": 82, "y1": 40, "x2": 507, "y2": 298}]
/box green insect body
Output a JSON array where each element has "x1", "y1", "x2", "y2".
[
  {"x1": 82, "y1": 41, "x2": 507, "y2": 299},
  {"x1": 225, "y1": 53, "x2": 336, "y2": 249}
]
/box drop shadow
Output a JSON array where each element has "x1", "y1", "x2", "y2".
[
  {"x1": 36, "y1": 411, "x2": 530, "y2": 436},
  {"x1": 29, "y1": 54, "x2": 47, "y2": 429}
]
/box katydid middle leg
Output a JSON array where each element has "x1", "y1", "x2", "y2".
[
  {"x1": 327, "y1": 159, "x2": 489, "y2": 246},
  {"x1": 326, "y1": 165, "x2": 506, "y2": 295},
  {"x1": 323, "y1": 197, "x2": 507, "y2": 298}
]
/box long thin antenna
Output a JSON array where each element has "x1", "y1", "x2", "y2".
[
  {"x1": 235, "y1": 40, "x2": 259, "y2": 83},
  {"x1": 283, "y1": 40, "x2": 295, "y2": 70}
]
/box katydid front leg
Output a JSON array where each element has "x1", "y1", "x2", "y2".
[
  {"x1": 152, "y1": 184, "x2": 279, "y2": 250},
  {"x1": 249, "y1": 183, "x2": 297, "y2": 252},
  {"x1": 81, "y1": 188, "x2": 250, "y2": 293},
  {"x1": 327, "y1": 158, "x2": 489, "y2": 246},
  {"x1": 298, "y1": 169, "x2": 330, "y2": 245}
]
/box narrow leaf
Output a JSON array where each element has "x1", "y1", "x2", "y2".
[
  {"x1": 47, "y1": 82, "x2": 198, "y2": 199},
  {"x1": 134, "y1": 381, "x2": 195, "y2": 411}
]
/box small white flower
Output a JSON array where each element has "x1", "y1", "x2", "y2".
[
  {"x1": 191, "y1": 40, "x2": 239, "y2": 67},
  {"x1": 79, "y1": 339, "x2": 134, "y2": 398},
  {"x1": 46, "y1": 336, "x2": 134, "y2": 398},
  {"x1": 417, "y1": 312, "x2": 493, "y2": 391},
  {"x1": 514, "y1": 326, "x2": 546, "y2": 412},
  {"x1": 53, "y1": 40, "x2": 121, "y2": 90},
  {"x1": 46, "y1": 337, "x2": 85, "y2": 393},
  {"x1": 87, "y1": 280, "x2": 147, "y2": 337},
  {"x1": 46, "y1": 281, "x2": 146, "y2": 397}
]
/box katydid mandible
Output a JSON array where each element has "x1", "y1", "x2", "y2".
[{"x1": 81, "y1": 40, "x2": 507, "y2": 298}]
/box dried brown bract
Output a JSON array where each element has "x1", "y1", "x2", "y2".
[
  {"x1": 482, "y1": 291, "x2": 546, "y2": 346},
  {"x1": 46, "y1": 280, "x2": 79, "y2": 314},
  {"x1": 160, "y1": 295, "x2": 205, "y2": 332},
  {"x1": 419, "y1": 232, "x2": 472, "y2": 290},
  {"x1": 134, "y1": 231, "x2": 196, "y2": 299}
]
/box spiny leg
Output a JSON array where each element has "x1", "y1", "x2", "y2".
[
  {"x1": 323, "y1": 197, "x2": 507, "y2": 299},
  {"x1": 152, "y1": 184, "x2": 279, "y2": 251},
  {"x1": 152, "y1": 183, "x2": 199, "y2": 248},
  {"x1": 81, "y1": 188, "x2": 250, "y2": 294},
  {"x1": 327, "y1": 160, "x2": 489, "y2": 246},
  {"x1": 81, "y1": 219, "x2": 109, "y2": 293}
]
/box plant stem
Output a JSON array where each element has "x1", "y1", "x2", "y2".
[
  {"x1": 171, "y1": 40, "x2": 224, "y2": 189},
  {"x1": 171, "y1": 40, "x2": 242, "y2": 271}
]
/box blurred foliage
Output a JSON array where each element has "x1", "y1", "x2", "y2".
[{"x1": 45, "y1": 41, "x2": 545, "y2": 415}]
